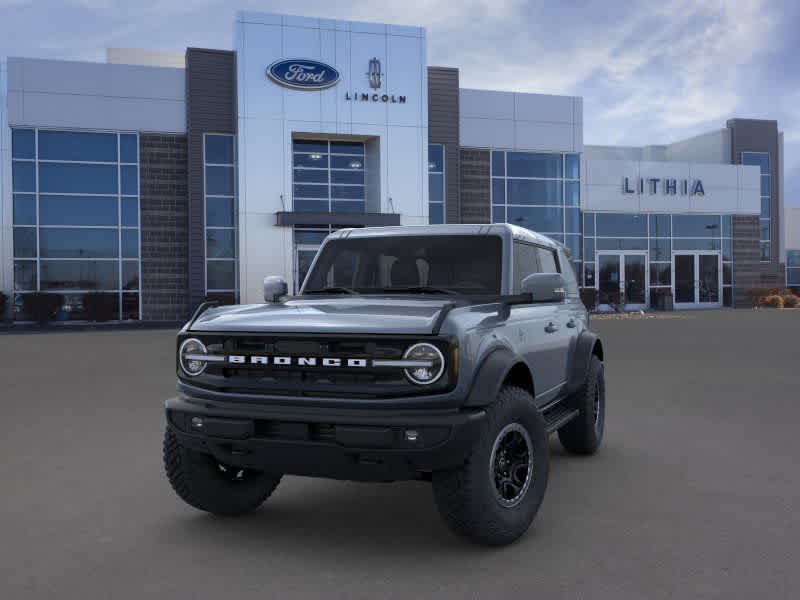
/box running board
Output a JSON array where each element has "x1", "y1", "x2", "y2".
[{"x1": 543, "y1": 406, "x2": 580, "y2": 434}]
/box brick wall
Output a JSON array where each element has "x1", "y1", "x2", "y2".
[
  {"x1": 139, "y1": 134, "x2": 189, "y2": 321},
  {"x1": 459, "y1": 149, "x2": 490, "y2": 224},
  {"x1": 732, "y1": 215, "x2": 787, "y2": 307}
]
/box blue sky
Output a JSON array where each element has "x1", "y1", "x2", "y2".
[{"x1": 2, "y1": 0, "x2": 798, "y2": 204}]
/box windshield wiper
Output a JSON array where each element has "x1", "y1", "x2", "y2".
[
  {"x1": 380, "y1": 286, "x2": 460, "y2": 295},
  {"x1": 304, "y1": 286, "x2": 359, "y2": 295}
]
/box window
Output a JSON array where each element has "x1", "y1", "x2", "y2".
[
  {"x1": 204, "y1": 134, "x2": 238, "y2": 300},
  {"x1": 513, "y1": 242, "x2": 540, "y2": 291},
  {"x1": 742, "y1": 152, "x2": 770, "y2": 261},
  {"x1": 429, "y1": 144, "x2": 445, "y2": 224},
  {"x1": 11, "y1": 128, "x2": 140, "y2": 320},
  {"x1": 788, "y1": 250, "x2": 800, "y2": 288},
  {"x1": 292, "y1": 140, "x2": 365, "y2": 213}
]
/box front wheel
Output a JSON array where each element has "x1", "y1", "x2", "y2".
[
  {"x1": 432, "y1": 386, "x2": 549, "y2": 546},
  {"x1": 163, "y1": 428, "x2": 282, "y2": 516}
]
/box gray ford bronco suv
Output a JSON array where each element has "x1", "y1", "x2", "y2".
[{"x1": 164, "y1": 224, "x2": 605, "y2": 545}]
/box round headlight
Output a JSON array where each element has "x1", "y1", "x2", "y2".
[
  {"x1": 403, "y1": 343, "x2": 445, "y2": 385},
  {"x1": 179, "y1": 338, "x2": 208, "y2": 376}
]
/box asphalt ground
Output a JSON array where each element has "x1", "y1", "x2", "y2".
[{"x1": 1, "y1": 309, "x2": 799, "y2": 599}]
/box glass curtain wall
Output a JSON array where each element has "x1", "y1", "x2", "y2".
[
  {"x1": 204, "y1": 134, "x2": 238, "y2": 303},
  {"x1": 787, "y1": 250, "x2": 800, "y2": 289},
  {"x1": 491, "y1": 151, "x2": 581, "y2": 274},
  {"x1": 428, "y1": 144, "x2": 444, "y2": 224},
  {"x1": 292, "y1": 140, "x2": 365, "y2": 213},
  {"x1": 742, "y1": 152, "x2": 771, "y2": 261},
  {"x1": 11, "y1": 128, "x2": 141, "y2": 320}
]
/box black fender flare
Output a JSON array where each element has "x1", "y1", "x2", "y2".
[
  {"x1": 463, "y1": 346, "x2": 528, "y2": 407},
  {"x1": 567, "y1": 330, "x2": 603, "y2": 396}
]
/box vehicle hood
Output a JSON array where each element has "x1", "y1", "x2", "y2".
[{"x1": 189, "y1": 297, "x2": 456, "y2": 335}]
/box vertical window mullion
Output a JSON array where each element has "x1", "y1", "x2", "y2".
[{"x1": 117, "y1": 133, "x2": 123, "y2": 320}]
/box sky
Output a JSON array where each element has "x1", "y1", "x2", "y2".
[{"x1": 1, "y1": 0, "x2": 798, "y2": 205}]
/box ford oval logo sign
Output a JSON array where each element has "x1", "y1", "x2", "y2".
[{"x1": 267, "y1": 59, "x2": 340, "y2": 90}]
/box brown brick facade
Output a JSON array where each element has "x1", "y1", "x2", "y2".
[
  {"x1": 139, "y1": 133, "x2": 189, "y2": 321},
  {"x1": 459, "y1": 149, "x2": 490, "y2": 224}
]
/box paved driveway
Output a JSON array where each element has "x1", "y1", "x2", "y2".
[{"x1": 1, "y1": 309, "x2": 798, "y2": 599}]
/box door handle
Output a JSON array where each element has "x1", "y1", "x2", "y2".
[
  {"x1": 545, "y1": 322, "x2": 559, "y2": 333},
  {"x1": 566, "y1": 318, "x2": 577, "y2": 328}
]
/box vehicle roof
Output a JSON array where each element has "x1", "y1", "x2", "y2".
[{"x1": 327, "y1": 223, "x2": 562, "y2": 249}]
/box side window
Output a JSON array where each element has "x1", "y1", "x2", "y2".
[
  {"x1": 513, "y1": 242, "x2": 540, "y2": 292},
  {"x1": 537, "y1": 247, "x2": 559, "y2": 274},
  {"x1": 557, "y1": 248, "x2": 580, "y2": 297}
]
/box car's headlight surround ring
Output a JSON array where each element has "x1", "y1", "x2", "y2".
[
  {"x1": 179, "y1": 338, "x2": 208, "y2": 376},
  {"x1": 403, "y1": 342, "x2": 445, "y2": 385}
]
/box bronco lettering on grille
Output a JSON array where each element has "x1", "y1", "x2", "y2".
[{"x1": 227, "y1": 355, "x2": 368, "y2": 368}]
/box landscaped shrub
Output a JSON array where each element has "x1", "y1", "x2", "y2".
[
  {"x1": 22, "y1": 293, "x2": 64, "y2": 324},
  {"x1": 747, "y1": 287, "x2": 790, "y2": 307},
  {"x1": 762, "y1": 295, "x2": 784, "y2": 308},
  {"x1": 83, "y1": 292, "x2": 118, "y2": 322},
  {"x1": 782, "y1": 294, "x2": 799, "y2": 308}
]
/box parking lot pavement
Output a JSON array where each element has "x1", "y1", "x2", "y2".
[{"x1": 1, "y1": 309, "x2": 799, "y2": 599}]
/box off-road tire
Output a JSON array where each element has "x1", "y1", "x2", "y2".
[
  {"x1": 558, "y1": 355, "x2": 605, "y2": 454},
  {"x1": 432, "y1": 386, "x2": 549, "y2": 546},
  {"x1": 163, "y1": 428, "x2": 281, "y2": 516}
]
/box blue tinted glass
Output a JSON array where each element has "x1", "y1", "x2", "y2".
[
  {"x1": 507, "y1": 152, "x2": 562, "y2": 178},
  {"x1": 741, "y1": 152, "x2": 769, "y2": 174},
  {"x1": 787, "y1": 251, "x2": 800, "y2": 268},
  {"x1": 583, "y1": 213, "x2": 595, "y2": 236},
  {"x1": 565, "y1": 181, "x2": 579, "y2": 206},
  {"x1": 40, "y1": 228, "x2": 118, "y2": 258},
  {"x1": 207, "y1": 260, "x2": 236, "y2": 290},
  {"x1": 206, "y1": 229, "x2": 236, "y2": 258},
  {"x1": 722, "y1": 238, "x2": 732, "y2": 261},
  {"x1": 673, "y1": 214, "x2": 721, "y2": 237},
  {"x1": 649, "y1": 238, "x2": 671, "y2": 261},
  {"x1": 721, "y1": 215, "x2": 732, "y2": 237},
  {"x1": 491, "y1": 151, "x2": 505, "y2": 177},
  {"x1": 12, "y1": 129, "x2": 35, "y2": 159},
  {"x1": 429, "y1": 174, "x2": 444, "y2": 204},
  {"x1": 673, "y1": 238, "x2": 721, "y2": 251},
  {"x1": 121, "y1": 166, "x2": 138, "y2": 195},
  {"x1": 331, "y1": 155, "x2": 363, "y2": 169},
  {"x1": 584, "y1": 262, "x2": 595, "y2": 287},
  {"x1": 331, "y1": 185, "x2": 364, "y2": 200},
  {"x1": 40, "y1": 260, "x2": 119, "y2": 290},
  {"x1": 650, "y1": 264, "x2": 671, "y2": 286},
  {"x1": 428, "y1": 145, "x2": 444, "y2": 172},
  {"x1": 760, "y1": 175, "x2": 770, "y2": 196},
  {"x1": 294, "y1": 199, "x2": 329, "y2": 212},
  {"x1": 429, "y1": 202, "x2": 444, "y2": 224},
  {"x1": 595, "y1": 213, "x2": 647, "y2": 237},
  {"x1": 121, "y1": 198, "x2": 138, "y2": 227},
  {"x1": 293, "y1": 140, "x2": 328, "y2": 154},
  {"x1": 205, "y1": 135, "x2": 234, "y2": 164},
  {"x1": 492, "y1": 206, "x2": 506, "y2": 223},
  {"x1": 206, "y1": 166, "x2": 234, "y2": 195},
  {"x1": 38, "y1": 131, "x2": 117, "y2": 162},
  {"x1": 565, "y1": 234, "x2": 580, "y2": 260},
  {"x1": 330, "y1": 141, "x2": 364, "y2": 155},
  {"x1": 206, "y1": 197, "x2": 234, "y2": 227},
  {"x1": 14, "y1": 260, "x2": 37, "y2": 291},
  {"x1": 14, "y1": 227, "x2": 37, "y2": 258},
  {"x1": 294, "y1": 169, "x2": 328, "y2": 184},
  {"x1": 120, "y1": 135, "x2": 138, "y2": 163},
  {"x1": 122, "y1": 261, "x2": 139, "y2": 290},
  {"x1": 649, "y1": 214, "x2": 671, "y2": 237},
  {"x1": 759, "y1": 220, "x2": 770, "y2": 240},
  {"x1": 507, "y1": 180, "x2": 562, "y2": 205},
  {"x1": 583, "y1": 238, "x2": 595, "y2": 262},
  {"x1": 294, "y1": 184, "x2": 328, "y2": 199},
  {"x1": 331, "y1": 200, "x2": 365, "y2": 213},
  {"x1": 789, "y1": 268, "x2": 800, "y2": 285},
  {"x1": 13, "y1": 194, "x2": 36, "y2": 225},
  {"x1": 294, "y1": 153, "x2": 329, "y2": 168},
  {"x1": 761, "y1": 197, "x2": 770, "y2": 218},
  {"x1": 565, "y1": 154, "x2": 580, "y2": 179},
  {"x1": 295, "y1": 231, "x2": 328, "y2": 245},
  {"x1": 332, "y1": 170, "x2": 364, "y2": 185},
  {"x1": 596, "y1": 238, "x2": 647, "y2": 250},
  {"x1": 12, "y1": 161, "x2": 36, "y2": 192},
  {"x1": 492, "y1": 179, "x2": 505, "y2": 205},
  {"x1": 760, "y1": 242, "x2": 770, "y2": 261},
  {"x1": 506, "y1": 206, "x2": 563, "y2": 233},
  {"x1": 39, "y1": 163, "x2": 118, "y2": 194},
  {"x1": 122, "y1": 229, "x2": 139, "y2": 258},
  {"x1": 40, "y1": 195, "x2": 118, "y2": 226},
  {"x1": 565, "y1": 207, "x2": 580, "y2": 233}
]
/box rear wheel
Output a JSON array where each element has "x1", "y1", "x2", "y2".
[
  {"x1": 558, "y1": 355, "x2": 605, "y2": 454},
  {"x1": 163, "y1": 428, "x2": 281, "y2": 516},
  {"x1": 432, "y1": 386, "x2": 549, "y2": 546}
]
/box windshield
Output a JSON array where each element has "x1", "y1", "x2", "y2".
[{"x1": 302, "y1": 235, "x2": 503, "y2": 295}]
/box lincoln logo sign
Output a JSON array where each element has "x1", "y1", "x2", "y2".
[
  {"x1": 266, "y1": 59, "x2": 340, "y2": 90},
  {"x1": 623, "y1": 177, "x2": 705, "y2": 196}
]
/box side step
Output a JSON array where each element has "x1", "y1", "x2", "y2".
[{"x1": 543, "y1": 405, "x2": 579, "y2": 434}]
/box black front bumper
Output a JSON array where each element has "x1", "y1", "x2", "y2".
[{"x1": 165, "y1": 395, "x2": 486, "y2": 482}]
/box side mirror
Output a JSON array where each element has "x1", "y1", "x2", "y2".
[
  {"x1": 521, "y1": 273, "x2": 567, "y2": 303},
  {"x1": 263, "y1": 276, "x2": 288, "y2": 303}
]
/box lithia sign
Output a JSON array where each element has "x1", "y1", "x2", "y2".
[
  {"x1": 623, "y1": 177, "x2": 705, "y2": 196},
  {"x1": 267, "y1": 57, "x2": 407, "y2": 103}
]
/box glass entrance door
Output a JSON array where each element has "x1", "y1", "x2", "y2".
[
  {"x1": 672, "y1": 252, "x2": 721, "y2": 308},
  {"x1": 597, "y1": 252, "x2": 648, "y2": 310}
]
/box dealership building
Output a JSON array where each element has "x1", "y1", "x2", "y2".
[{"x1": 0, "y1": 11, "x2": 793, "y2": 321}]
